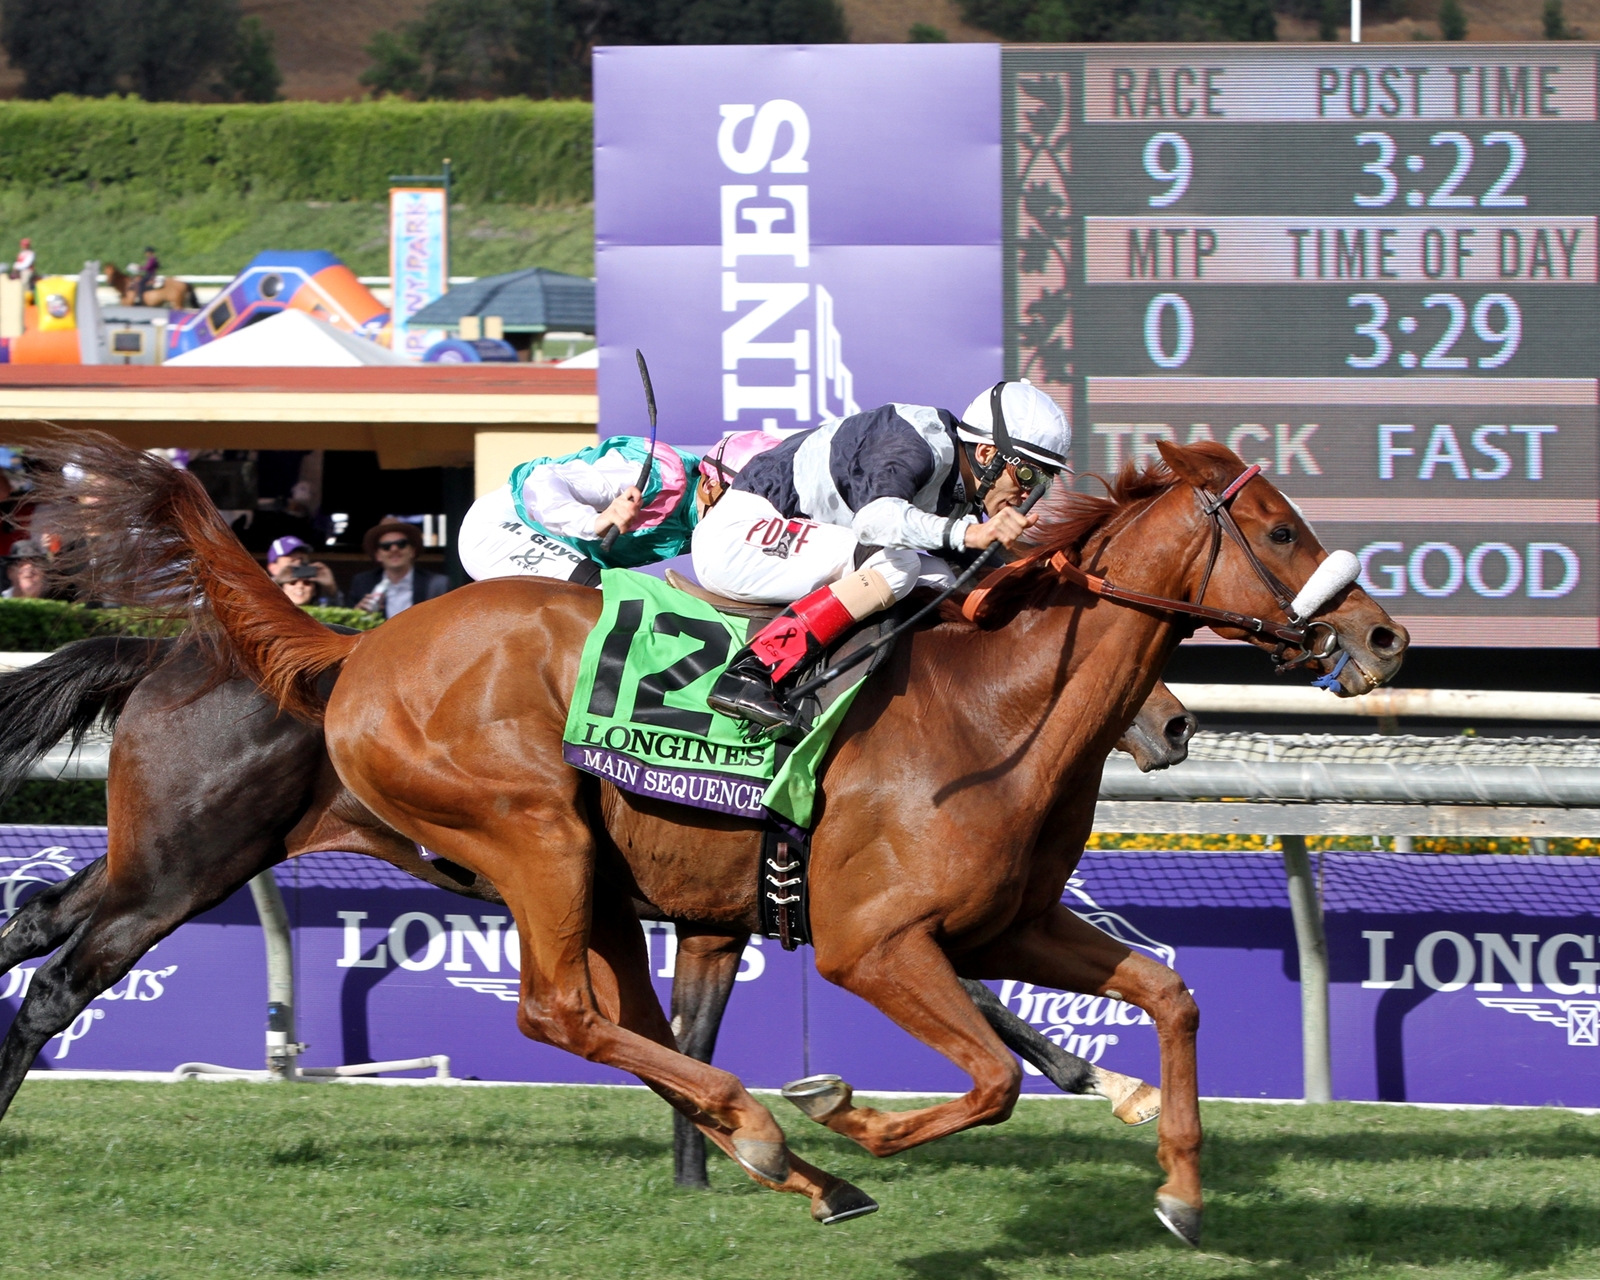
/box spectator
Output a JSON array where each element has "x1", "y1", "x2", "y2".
[
  {"x1": 2, "y1": 540, "x2": 49, "y2": 599},
  {"x1": 265, "y1": 535, "x2": 342, "y2": 606},
  {"x1": 350, "y1": 520, "x2": 449, "y2": 618},
  {"x1": 10, "y1": 239, "x2": 34, "y2": 291}
]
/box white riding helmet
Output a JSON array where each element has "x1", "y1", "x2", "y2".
[{"x1": 957, "y1": 380, "x2": 1071, "y2": 472}]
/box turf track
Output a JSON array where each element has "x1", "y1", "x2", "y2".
[{"x1": 0, "y1": 1081, "x2": 1596, "y2": 1279}]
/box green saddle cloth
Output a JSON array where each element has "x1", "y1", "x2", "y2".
[{"x1": 561, "y1": 569, "x2": 865, "y2": 830}]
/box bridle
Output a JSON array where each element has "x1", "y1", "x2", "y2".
[{"x1": 963, "y1": 463, "x2": 1349, "y2": 679}]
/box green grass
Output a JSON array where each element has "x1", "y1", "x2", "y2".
[
  {"x1": 0, "y1": 189, "x2": 594, "y2": 281},
  {"x1": 0, "y1": 1083, "x2": 1597, "y2": 1278}
]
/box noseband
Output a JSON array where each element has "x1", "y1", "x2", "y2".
[{"x1": 963, "y1": 464, "x2": 1347, "y2": 676}]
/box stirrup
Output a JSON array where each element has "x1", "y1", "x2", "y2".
[{"x1": 707, "y1": 674, "x2": 800, "y2": 734}]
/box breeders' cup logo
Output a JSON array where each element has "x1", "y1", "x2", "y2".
[
  {"x1": 1364, "y1": 928, "x2": 1600, "y2": 1048},
  {"x1": 0, "y1": 845, "x2": 75, "y2": 924},
  {"x1": 3, "y1": 844, "x2": 177, "y2": 1060},
  {"x1": 998, "y1": 876, "x2": 1175, "y2": 1069},
  {"x1": 718, "y1": 100, "x2": 860, "y2": 429}
]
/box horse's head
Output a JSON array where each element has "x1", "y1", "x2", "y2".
[
  {"x1": 1155, "y1": 440, "x2": 1407, "y2": 695},
  {"x1": 1115, "y1": 680, "x2": 1196, "y2": 772}
]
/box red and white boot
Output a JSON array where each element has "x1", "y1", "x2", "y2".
[{"x1": 708, "y1": 567, "x2": 895, "y2": 728}]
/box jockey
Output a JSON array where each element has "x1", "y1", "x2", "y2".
[
  {"x1": 458, "y1": 429, "x2": 781, "y2": 586},
  {"x1": 697, "y1": 381, "x2": 1070, "y2": 728},
  {"x1": 137, "y1": 246, "x2": 160, "y2": 298}
]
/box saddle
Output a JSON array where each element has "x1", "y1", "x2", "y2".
[
  {"x1": 663, "y1": 569, "x2": 781, "y2": 623},
  {"x1": 661, "y1": 567, "x2": 910, "y2": 952}
]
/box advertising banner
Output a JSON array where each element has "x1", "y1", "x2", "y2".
[
  {"x1": 3, "y1": 828, "x2": 1597, "y2": 1106},
  {"x1": 388, "y1": 187, "x2": 449, "y2": 361},
  {"x1": 595, "y1": 45, "x2": 1600, "y2": 645},
  {"x1": 593, "y1": 44, "x2": 1004, "y2": 446}
]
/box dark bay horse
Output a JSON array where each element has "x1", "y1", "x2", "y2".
[
  {"x1": 0, "y1": 638, "x2": 1190, "y2": 1181},
  {"x1": 29, "y1": 433, "x2": 1406, "y2": 1241}
]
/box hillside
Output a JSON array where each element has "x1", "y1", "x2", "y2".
[{"x1": 2, "y1": 0, "x2": 1582, "y2": 102}]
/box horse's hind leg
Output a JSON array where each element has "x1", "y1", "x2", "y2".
[
  {"x1": 963, "y1": 904, "x2": 1202, "y2": 1246},
  {"x1": 668, "y1": 928, "x2": 747, "y2": 1189},
  {"x1": 791, "y1": 926, "x2": 1027, "y2": 1156},
  {"x1": 961, "y1": 978, "x2": 1160, "y2": 1125},
  {"x1": 0, "y1": 842, "x2": 278, "y2": 1122},
  {"x1": 486, "y1": 843, "x2": 870, "y2": 1223},
  {"x1": 0, "y1": 858, "x2": 107, "y2": 974}
]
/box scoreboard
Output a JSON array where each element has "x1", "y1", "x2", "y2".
[{"x1": 1002, "y1": 46, "x2": 1600, "y2": 646}]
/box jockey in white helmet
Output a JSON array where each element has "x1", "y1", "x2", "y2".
[{"x1": 695, "y1": 380, "x2": 1071, "y2": 727}]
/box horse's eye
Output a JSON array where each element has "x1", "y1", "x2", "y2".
[{"x1": 1269, "y1": 525, "x2": 1294, "y2": 545}]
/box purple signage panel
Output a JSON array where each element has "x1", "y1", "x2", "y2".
[
  {"x1": 3, "y1": 828, "x2": 1597, "y2": 1107},
  {"x1": 593, "y1": 44, "x2": 1003, "y2": 442}
]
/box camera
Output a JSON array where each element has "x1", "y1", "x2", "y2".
[{"x1": 286, "y1": 564, "x2": 320, "y2": 581}]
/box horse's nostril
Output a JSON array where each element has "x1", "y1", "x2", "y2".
[
  {"x1": 1370, "y1": 626, "x2": 1402, "y2": 654},
  {"x1": 1165, "y1": 714, "x2": 1196, "y2": 747}
]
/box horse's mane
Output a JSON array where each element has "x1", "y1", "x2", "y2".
[{"x1": 938, "y1": 447, "x2": 1218, "y2": 628}]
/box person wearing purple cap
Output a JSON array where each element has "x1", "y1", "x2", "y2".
[{"x1": 266, "y1": 535, "x2": 343, "y2": 608}]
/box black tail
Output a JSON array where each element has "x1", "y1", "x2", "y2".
[{"x1": 0, "y1": 637, "x2": 171, "y2": 801}]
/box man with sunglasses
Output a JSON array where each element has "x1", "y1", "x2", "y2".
[
  {"x1": 457, "y1": 430, "x2": 780, "y2": 585},
  {"x1": 697, "y1": 381, "x2": 1070, "y2": 728},
  {"x1": 351, "y1": 521, "x2": 451, "y2": 617}
]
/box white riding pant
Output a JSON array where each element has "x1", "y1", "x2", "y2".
[
  {"x1": 458, "y1": 483, "x2": 590, "y2": 582},
  {"x1": 691, "y1": 489, "x2": 954, "y2": 605}
]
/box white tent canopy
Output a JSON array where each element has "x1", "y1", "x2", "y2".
[{"x1": 165, "y1": 309, "x2": 411, "y2": 367}]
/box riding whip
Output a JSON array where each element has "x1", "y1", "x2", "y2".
[
  {"x1": 600, "y1": 349, "x2": 657, "y2": 553},
  {"x1": 785, "y1": 477, "x2": 1054, "y2": 704}
]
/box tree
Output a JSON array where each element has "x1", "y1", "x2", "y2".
[
  {"x1": 0, "y1": 0, "x2": 124, "y2": 97},
  {"x1": 214, "y1": 15, "x2": 281, "y2": 101},
  {"x1": 909, "y1": 22, "x2": 948, "y2": 39},
  {"x1": 1543, "y1": 0, "x2": 1575, "y2": 38},
  {"x1": 958, "y1": 0, "x2": 1273, "y2": 42},
  {"x1": 122, "y1": 0, "x2": 242, "y2": 100},
  {"x1": 362, "y1": 0, "x2": 848, "y2": 100},
  {"x1": 1438, "y1": 0, "x2": 1466, "y2": 39}
]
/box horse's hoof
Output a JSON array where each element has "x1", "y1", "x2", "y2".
[
  {"x1": 1112, "y1": 1082, "x2": 1162, "y2": 1127},
  {"x1": 783, "y1": 1073, "x2": 852, "y2": 1121},
  {"x1": 1155, "y1": 1194, "x2": 1202, "y2": 1247},
  {"x1": 813, "y1": 1179, "x2": 879, "y2": 1225},
  {"x1": 732, "y1": 1138, "x2": 792, "y2": 1184}
]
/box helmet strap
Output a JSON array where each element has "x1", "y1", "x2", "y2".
[{"x1": 971, "y1": 381, "x2": 1012, "y2": 510}]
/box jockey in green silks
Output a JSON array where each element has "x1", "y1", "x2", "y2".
[{"x1": 457, "y1": 431, "x2": 781, "y2": 586}]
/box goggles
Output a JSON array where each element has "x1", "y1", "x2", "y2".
[{"x1": 1000, "y1": 454, "x2": 1056, "y2": 492}]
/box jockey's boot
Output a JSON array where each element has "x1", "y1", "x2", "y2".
[{"x1": 708, "y1": 567, "x2": 897, "y2": 729}]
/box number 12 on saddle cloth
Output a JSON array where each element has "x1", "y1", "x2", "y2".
[{"x1": 561, "y1": 570, "x2": 865, "y2": 830}]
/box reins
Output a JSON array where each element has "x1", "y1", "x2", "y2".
[{"x1": 962, "y1": 464, "x2": 1344, "y2": 672}]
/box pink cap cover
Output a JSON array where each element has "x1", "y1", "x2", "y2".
[{"x1": 699, "y1": 430, "x2": 782, "y2": 484}]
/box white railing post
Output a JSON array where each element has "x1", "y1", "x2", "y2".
[
  {"x1": 247, "y1": 870, "x2": 300, "y2": 1080},
  {"x1": 1279, "y1": 836, "x2": 1332, "y2": 1104}
]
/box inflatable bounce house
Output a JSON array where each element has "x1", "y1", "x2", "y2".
[
  {"x1": 165, "y1": 251, "x2": 389, "y2": 360},
  {"x1": 0, "y1": 252, "x2": 392, "y2": 365}
]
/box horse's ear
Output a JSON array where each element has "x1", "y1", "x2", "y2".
[{"x1": 1156, "y1": 439, "x2": 1236, "y2": 492}]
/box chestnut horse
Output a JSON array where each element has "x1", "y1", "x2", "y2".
[
  {"x1": 101, "y1": 264, "x2": 198, "y2": 310},
  {"x1": 32, "y1": 433, "x2": 1406, "y2": 1243},
  {"x1": 0, "y1": 637, "x2": 1189, "y2": 1182}
]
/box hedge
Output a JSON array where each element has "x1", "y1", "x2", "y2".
[
  {"x1": 0, "y1": 98, "x2": 593, "y2": 205},
  {"x1": 0, "y1": 598, "x2": 380, "y2": 650},
  {"x1": 0, "y1": 600, "x2": 379, "y2": 823}
]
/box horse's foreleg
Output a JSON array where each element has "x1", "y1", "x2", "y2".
[
  {"x1": 793, "y1": 926, "x2": 1025, "y2": 1157},
  {"x1": 668, "y1": 928, "x2": 747, "y2": 1189},
  {"x1": 963, "y1": 903, "x2": 1202, "y2": 1246},
  {"x1": 0, "y1": 858, "x2": 107, "y2": 975}
]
